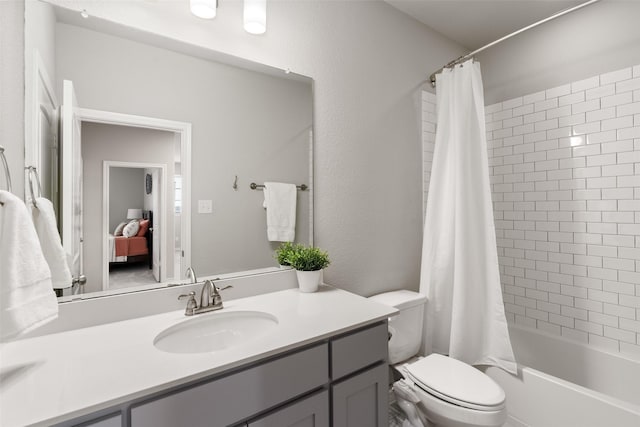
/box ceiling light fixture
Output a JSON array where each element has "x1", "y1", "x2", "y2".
[
  {"x1": 244, "y1": 0, "x2": 266, "y2": 35},
  {"x1": 190, "y1": 0, "x2": 217, "y2": 19}
]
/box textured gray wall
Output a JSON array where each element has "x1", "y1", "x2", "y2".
[
  {"x1": 9, "y1": 0, "x2": 465, "y2": 297},
  {"x1": 479, "y1": 1, "x2": 640, "y2": 104},
  {"x1": 0, "y1": 0, "x2": 25, "y2": 198}
]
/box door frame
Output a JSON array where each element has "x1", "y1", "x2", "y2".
[
  {"x1": 25, "y1": 50, "x2": 58, "y2": 206},
  {"x1": 78, "y1": 108, "x2": 192, "y2": 289},
  {"x1": 103, "y1": 161, "x2": 167, "y2": 290}
]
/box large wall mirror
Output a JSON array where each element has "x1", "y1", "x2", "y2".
[{"x1": 24, "y1": 1, "x2": 314, "y2": 300}]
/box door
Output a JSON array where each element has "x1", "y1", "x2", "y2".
[
  {"x1": 61, "y1": 80, "x2": 84, "y2": 292},
  {"x1": 38, "y1": 103, "x2": 58, "y2": 210},
  {"x1": 26, "y1": 52, "x2": 60, "y2": 232},
  {"x1": 332, "y1": 363, "x2": 388, "y2": 427},
  {"x1": 151, "y1": 169, "x2": 161, "y2": 281},
  {"x1": 248, "y1": 391, "x2": 329, "y2": 427}
]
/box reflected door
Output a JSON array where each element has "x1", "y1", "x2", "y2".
[
  {"x1": 151, "y1": 169, "x2": 161, "y2": 281},
  {"x1": 29, "y1": 60, "x2": 59, "y2": 212},
  {"x1": 61, "y1": 80, "x2": 84, "y2": 292}
]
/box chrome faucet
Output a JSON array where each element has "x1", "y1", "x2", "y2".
[
  {"x1": 185, "y1": 267, "x2": 198, "y2": 284},
  {"x1": 178, "y1": 279, "x2": 231, "y2": 316},
  {"x1": 199, "y1": 279, "x2": 216, "y2": 308}
]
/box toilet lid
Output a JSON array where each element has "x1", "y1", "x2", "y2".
[{"x1": 405, "y1": 354, "x2": 506, "y2": 411}]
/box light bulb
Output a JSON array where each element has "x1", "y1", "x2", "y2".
[
  {"x1": 244, "y1": 0, "x2": 266, "y2": 35},
  {"x1": 190, "y1": 0, "x2": 217, "y2": 19}
]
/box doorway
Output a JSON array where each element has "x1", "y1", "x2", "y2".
[
  {"x1": 64, "y1": 96, "x2": 192, "y2": 294},
  {"x1": 103, "y1": 163, "x2": 165, "y2": 290}
]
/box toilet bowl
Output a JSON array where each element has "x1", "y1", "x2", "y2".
[
  {"x1": 369, "y1": 290, "x2": 507, "y2": 427},
  {"x1": 404, "y1": 353, "x2": 506, "y2": 427}
]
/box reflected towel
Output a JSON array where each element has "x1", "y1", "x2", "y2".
[
  {"x1": 0, "y1": 191, "x2": 58, "y2": 341},
  {"x1": 263, "y1": 182, "x2": 296, "y2": 242},
  {"x1": 31, "y1": 197, "x2": 72, "y2": 289}
]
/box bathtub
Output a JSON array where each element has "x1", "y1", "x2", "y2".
[{"x1": 483, "y1": 324, "x2": 640, "y2": 427}]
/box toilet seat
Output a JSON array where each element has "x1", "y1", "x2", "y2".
[
  {"x1": 405, "y1": 354, "x2": 506, "y2": 411},
  {"x1": 408, "y1": 384, "x2": 507, "y2": 427}
]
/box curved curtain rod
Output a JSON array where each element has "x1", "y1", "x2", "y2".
[{"x1": 429, "y1": 0, "x2": 601, "y2": 87}]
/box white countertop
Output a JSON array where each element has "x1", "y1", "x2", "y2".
[{"x1": 0, "y1": 286, "x2": 396, "y2": 427}]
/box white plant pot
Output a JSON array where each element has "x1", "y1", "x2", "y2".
[{"x1": 296, "y1": 270, "x2": 322, "y2": 293}]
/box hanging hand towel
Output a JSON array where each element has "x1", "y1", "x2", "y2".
[
  {"x1": 30, "y1": 197, "x2": 72, "y2": 289},
  {"x1": 263, "y1": 182, "x2": 297, "y2": 242},
  {"x1": 0, "y1": 191, "x2": 58, "y2": 341}
]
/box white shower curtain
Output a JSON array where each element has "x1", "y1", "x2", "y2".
[{"x1": 420, "y1": 59, "x2": 517, "y2": 374}]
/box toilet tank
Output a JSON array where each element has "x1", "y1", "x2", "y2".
[{"x1": 369, "y1": 290, "x2": 427, "y2": 364}]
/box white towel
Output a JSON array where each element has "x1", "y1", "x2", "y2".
[
  {"x1": 30, "y1": 197, "x2": 72, "y2": 289},
  {"x1": 262, "y1": 182, "x2": 297, "y2": 242},
  {"x1": 0, "y1": 190, "x2": 58, "y2": 341}
]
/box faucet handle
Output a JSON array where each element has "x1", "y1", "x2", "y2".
[
  {"x1": 178, "y1": 291, "x2": 198, "y2": 316},
  {"x1": 178, "y1": 291, "x2": 196, "y2": 299},
  {"x1": 205, "y1": 280, "x2": 224, "y2": 307}
]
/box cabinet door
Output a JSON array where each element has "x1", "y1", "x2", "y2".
[
  {"x1": 332, "y1": 363, "x2": 388, "y2": 427},
  {"x1": 248, "y1": 391, "x2": 329, "y2": 427}
]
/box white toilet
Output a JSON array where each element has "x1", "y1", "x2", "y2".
[{"x1": 370, "y1": 290, "x2": 507, "y2": 427}]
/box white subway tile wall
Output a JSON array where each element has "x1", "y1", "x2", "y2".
[
  {"x1": 422, "y1": 64, "x2": 640, "y2": 359},
  {"x1": 423, "y1": 91, "x2": 437, "y2": 217}
]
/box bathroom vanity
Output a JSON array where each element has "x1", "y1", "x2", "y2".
[{"x1": 0, "y1": 286, "x2": 396, "y2": 427}]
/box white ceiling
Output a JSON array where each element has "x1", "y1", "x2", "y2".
[{"x1": 384, "y1": 0, "x2": 585, "y2": 51}]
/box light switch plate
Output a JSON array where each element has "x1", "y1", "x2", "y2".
[{"x1": 198, "y1": 199, "x2": 213, "y2": 214}]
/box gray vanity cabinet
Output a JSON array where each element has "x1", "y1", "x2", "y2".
[
  {"x1": 330, "y1": 323, "x2": 389, "y2": 427},
  {"x1": 130, "y1": 344, "x2": 329, "y2": 427},
  {"x1": 247, "y1": 390, "x2": 329, "y2": 427},
  {"x1": 52, "y1": 321, "x2": 388, "y2": 427},
  {"x1": 331, "y1": 364, "x2": 388, "y2": 427}
]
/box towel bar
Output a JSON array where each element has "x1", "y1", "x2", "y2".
[
  {"x1": 0, "y1": 145, "x2": 11, "y2": 195},
  {"x1": 250, "y1": 182, "x2": 308, "y2": 191}
]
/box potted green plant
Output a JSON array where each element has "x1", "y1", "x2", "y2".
[
  {"x1": 275, "y1": 242, "x2": 298, "y2": 268},
  {"x1": 288, "y1": 245, "x2": 330, "y2": 293}
]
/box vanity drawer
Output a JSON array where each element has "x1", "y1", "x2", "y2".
[
  {"x1": 53, "y1": 412, "x2": 123, "y2": 427},
  {"x1": 131, "y1": 344, "x2": 328, "y2": 427},
  {"x1": 330, "y1": 322, "x2": 388, "y2": 380},
  {"x1": 75, "y1": 414, "x2": 122, "y2": 427}
]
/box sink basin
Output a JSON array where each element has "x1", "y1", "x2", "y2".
[{"x1": 154, "y1": 311, "x2": 278, "y2": 354}]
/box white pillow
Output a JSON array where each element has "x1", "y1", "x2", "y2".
[
  {"x1": 113, "y1": 222, "x2": 127, "y2": 236},
  {"x1": 122, "y1": 220, "x2": 140, "y2": 238}
]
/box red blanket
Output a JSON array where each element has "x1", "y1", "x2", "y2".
[{"x1": 114, "y1": 236, "x2": 148, "y2": 257}]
